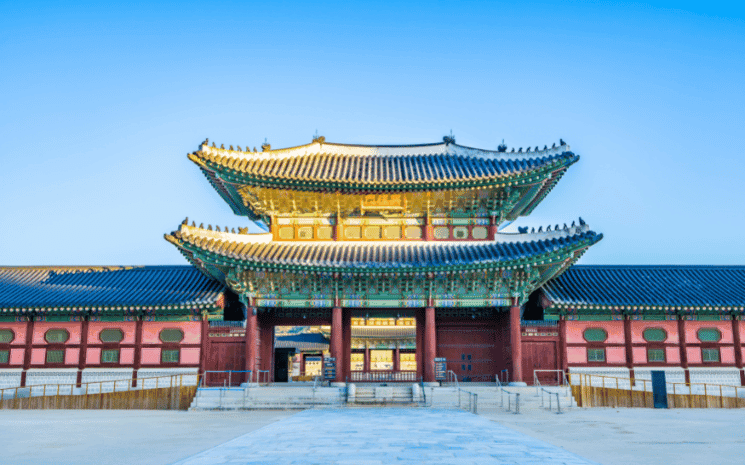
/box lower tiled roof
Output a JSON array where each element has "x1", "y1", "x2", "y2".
[
  {"x1": 168, "y1": 223, "x2": 601, "y2": 272},
  {"x1": 0, "y1": 266, "x2": 224, "y2": 312},
  {"x1": 543, "y1": 265, "x2": 745, "y2": 310}
]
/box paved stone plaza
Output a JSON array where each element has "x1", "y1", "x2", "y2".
[
  {"x1": 2, "y1": 408, "x2": 744, "y2": 464},
  {"x1": 172, "y1": 408, "x2": 597, "y2": 465}
]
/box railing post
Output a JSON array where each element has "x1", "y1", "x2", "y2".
[
  {"x1": 556, "y1": 392, "x2": 561, "y2": 414},
  {"x1": 515, "y1": 393, "x2": 520, "y2": 414}
]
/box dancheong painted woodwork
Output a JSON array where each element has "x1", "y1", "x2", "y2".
[
  {"x1": 2, "y1": 133, "x2": 744, "y2": 389},
  {"x1": 189, "y1": 137, "x2": 578, "y2": 240}
]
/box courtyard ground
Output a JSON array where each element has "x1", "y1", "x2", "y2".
[
  {"x1": 0, "y1": 407, "x2": 742, "y2": 464},
  {"x1": 483, "y1": 407, "x2": 745, "y2": 465}
]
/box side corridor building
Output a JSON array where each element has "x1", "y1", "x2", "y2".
[{"x1": 0, "y1": 137, "x2": 743, "y2": 388}]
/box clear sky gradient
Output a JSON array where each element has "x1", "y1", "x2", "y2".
[{"x1": 1, "y1": 1, "x2": 743, "y2": 266}]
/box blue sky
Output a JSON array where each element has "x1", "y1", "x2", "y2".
[{"x1": 1, "y1": 1, "x2": 743, "y2": 266}]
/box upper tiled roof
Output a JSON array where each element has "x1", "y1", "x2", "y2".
[
  {"x1": 190, "y1": 139, "x2": 578, "y2": 191},
  {"x1": 542, "y1": 265, "x2": 745, "y2": 310},
  {"x1": 166, "y1": 222, "x2": 601, "y2": 273},
  {"x1": 0, "y1": 266, "x2": 224, "y2": 312}
]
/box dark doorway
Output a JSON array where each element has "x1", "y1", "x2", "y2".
[{"x1": 274, "y1": 348, "x2": 296, "y2": 382}]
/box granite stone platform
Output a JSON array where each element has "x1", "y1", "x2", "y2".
[{"x1": 172, "y1": 408, "x2": 598, "y2": 465}]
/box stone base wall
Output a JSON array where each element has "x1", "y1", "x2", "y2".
[
  {"x1": 25, "y1": 368, "x2": 79, "y2": 388},
  {"x1": 136, "y1": 368, "x2": 199, "y2": 388}
]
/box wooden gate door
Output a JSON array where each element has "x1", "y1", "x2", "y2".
[
  {"x1": 437, "y1": 326, "x2": 499, "y2": 382},
  {"x1": 521, "y1": 341, "x2": 558, "y2": 385},
  {"x1": 204, "y1": 339, "x2": 246, "y2": 386}
]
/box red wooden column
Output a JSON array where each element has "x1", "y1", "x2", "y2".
[
  {"x1": 342, "y1": 308, "x2": 352, "y2": 382},
  {"x1": 132, "y1": 317, "x2": 144, "y2": 387},
  {"x1": 20, "y1": 317, "x2": 34, "y2": 387},
  {"x1": 244, "y1": 298, "x2": 258, "y2": 383},
  {"x1": 331, "y1": 305, "x2": 343, "y2": 382},
  {"x1": 509, "y1": 302, "x2": 523, "y2": 383},
  {"x1": 423, "y1": 306, "x2": 436, "y2": 382},
  {"x1": 731, "y1": 316, "x2": 744, "y2": 385},
  {"x1": 488, "y1": 215, "x2": 498, "y2": 240},
  {"x1": 424, "y1": 215, "x2": 434, "y2": 241},
  {"x1": 623, "y1": 314, "x2": 634, "y2": 379},
  {"x1": 199, "y1": 311, "x2": 209, "y2": 378},
  {"x1": 76, "y1": 318, "x2": 89, "y2": 386},
  {"x1": 558, "y1": 315, "x2": 568, "y2": 373},
  {"x1": 415, "y1": 308, "x2": 424, "y2": 380},
  {"x1": 393, "y1": 346, "x2": 400, "y2": 372},
  {"x1": 678, "y1": 316, "x2": 690, "y2": 384}
]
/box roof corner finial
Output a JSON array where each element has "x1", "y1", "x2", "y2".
[
  {"x1": 497, "y1": 139, "x2": 507, "y2": 153},
  {"x1": 579, "y1": 217, "x2": 586, "y2": 226},
  {"x1": 262, "y1": 138, "x2": 271, "y2": 152},
  {"x1": 560, "y1": 138, "x2": 566, "y2": 146},
  {"x1": 203, "y1": 137, "x2": 209, "y2": 146},
  {"x1": 443, "y1": 130, "x2": 455, "y2": 145},
  {"x1": 182, "y1": 217, "x2": 189, "y2": 226}
]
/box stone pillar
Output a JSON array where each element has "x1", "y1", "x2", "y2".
[
  {"x1": 424, "y1": 306, "x2": 436, "y2": 382},
  {"x1": 245, "y1": 299, "x2": 258, "y2": 383},
  {"x1": 733, "y1": 316, "x2": 744, "y2": 385},
  {"x1": 678, "y1": 316, "x2": 690, "y2": 384},
  {"x1": 510, "y1": 304, "x2": 523, "y2": 383},
  {"x1": 623, "y1": 315, "x2": 634, "y2": 379},
  {"x1": 331, "y1": 306, "x2": 343, "y2": 382}
]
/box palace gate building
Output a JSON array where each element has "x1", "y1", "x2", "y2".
[{"x1": 0, "y1": 136, "x2": 743, "y2": 388}]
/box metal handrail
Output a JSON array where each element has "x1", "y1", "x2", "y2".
[
  {"x1": 200, "y1": 370, "x2": 253, "y2": 388},
  {"x1": 499, "y1": 387, "x2": 520, "y2": 414},
  {"x1": 447, "y1": 370, "x2": 459, "y2": 390},
  {"x1": 540, "y1": 387, "x2": 563, "y2": 413}
]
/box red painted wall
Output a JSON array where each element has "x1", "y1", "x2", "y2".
[{"x1": 566, "y1": 321, "x2": 625, "y2": 344}]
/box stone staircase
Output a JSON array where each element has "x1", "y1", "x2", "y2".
[
  {"x1": 188, "y1": 383, "x2": 575, "y2": 413},
  {"x1": 189, "y1": 385, "x2": 346, "y2": 410},
  {"x1": 349, "y1": 383, "x2": 423, "y2": 406}
]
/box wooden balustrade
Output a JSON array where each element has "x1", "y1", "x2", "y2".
[
  {"x1": 568, "y1": 373, "x2": 745, "y2": 409},
  {"x1": 0, "y1": 374, "x2": 200, "y2": 410}
]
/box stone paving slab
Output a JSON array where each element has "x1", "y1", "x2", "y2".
[{"x1": 172, "y1": 408, "x2": 598, "y2": 465}]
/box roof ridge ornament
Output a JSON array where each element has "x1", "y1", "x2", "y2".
[
  {"x1": 312, "y1": 130, "x2": 325, "y2": 144},
  {"x1": 443, "y1": 130, "x2": 455, "y2": 145},
  {"x1": 497, "y1": 140, "x2": 507, "y2": 153},
  {"x1": 261, "y1": 138, "x2": 271, "y2": 152}
]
